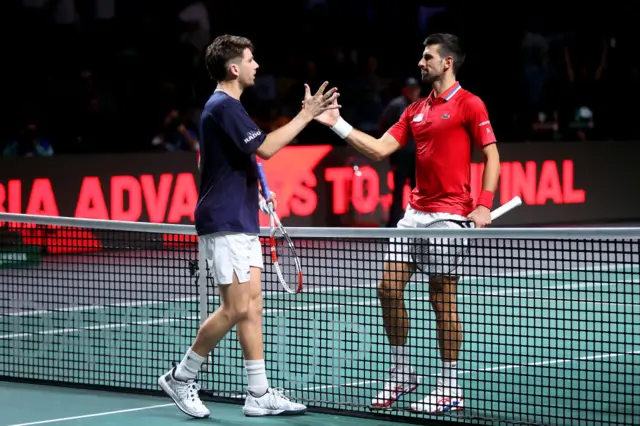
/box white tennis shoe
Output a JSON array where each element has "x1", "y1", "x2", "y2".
[
  {"x1": 158, "y1": 367, "x2": 210, "y2": 419},
  {"x1": 410, "y1": 380, "x2": 464, "y2": 413},
  {"x1": 242, "y1": 387, "x2": 307, "y2": 416},
  {"x1": 370, "y1": 367, "x2": 420, "y2": 410}
]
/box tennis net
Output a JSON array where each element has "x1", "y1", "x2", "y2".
[{"x1": 0, "y1": 212, "x2": 638, "y2": 426}]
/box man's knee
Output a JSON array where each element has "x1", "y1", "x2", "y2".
[
  {"x1": 218, "y1": 297, "x2": 250, "y2": 326},
  {"x1": 246, "y1": 267, "x2": 264, "y2": 319},
  {"x1": 378, "y1": 262, "x2": 412, "y2": 301},
  {"x1": 377, "y1": 280, "x2": 403, "y2": 302},
  {"x1": 217, "y1": 271, "x2": 260, "y2": 323},
  {"x1": 429, "y1": 276, "x2": 459, "y2": 313},
  {"x1": 429, "y1": 275, "x2": 458, "y2": 294}
]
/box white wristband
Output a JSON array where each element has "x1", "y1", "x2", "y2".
[{"x1": 330, "y1": 117, "x2": 353, "y2": 139}]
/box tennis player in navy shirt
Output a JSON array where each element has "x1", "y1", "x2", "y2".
[
  {"x1": 158, "y1": 34, "x2": 339, "y2": 419},
  {"x1": 194, "y1": 90, "x2": 266, "y2": 236}
]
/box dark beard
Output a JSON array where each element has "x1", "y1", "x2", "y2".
[{"x1": 421, "y1": 71, "x2": 437, "y2": 84}]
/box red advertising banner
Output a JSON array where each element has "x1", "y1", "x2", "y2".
[{"x1": 1, "y1": 142, "x2": 639, "y2": 238}]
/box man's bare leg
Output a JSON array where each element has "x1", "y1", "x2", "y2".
[
  {"x1": 158, "y1": 270, "x2": 252, "y2": 419},
  {"x1": 407, "y1": 276, "x2": 464, "y2": 413},
  {"x1": 370, "y1": 260, "x2": 418, "y2": 409},
  {"x1": 378, "y1": 261, "x2": 415, "y2": 357},
  {"x1": 429, "y1": 276, "x2": 462, "y2": 390},
  {"x1": 235, "y1": 267, "x2": 268, "y2": 396},
  {"x1": 175, "y1": 270, "x2": 254, "y2": 381}
]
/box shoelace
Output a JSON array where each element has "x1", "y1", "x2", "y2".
[
  {"x1": 177, "y1": 381, "x2": 202, "y2": 402},
  {"x1": 262, "y1": 387, "x2": 291, "y2": 408},
  {"x1": 270, "y1": 387, "x2": 291, "y2": 400}
]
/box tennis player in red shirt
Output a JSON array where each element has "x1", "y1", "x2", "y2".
[{"x1": 310, "y1": 33, "x2": 500, "y2": 413}]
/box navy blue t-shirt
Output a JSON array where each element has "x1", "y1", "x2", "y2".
[{"x1": 194, "y1": 91, "x2": 267, "y2": 236}]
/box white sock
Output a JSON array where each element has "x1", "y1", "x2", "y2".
[
  {"x1": 442, "y1": 361, "x2": 458, "y2": 389},
  {"x1": 174, "y1": 348, "x2": 205, "y2": 381},
  {"x1": 245, "y1": 359, "x2": 269, "y2": 397},
  {"x1": 391, "y1": 345, "x2": 410, "y2": 374}
]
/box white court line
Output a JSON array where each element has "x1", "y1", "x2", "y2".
[
  {"x1": 548, "y1": 301, "x2": 640, "y2": 307},
  {"x1": 1, "y1": 275, "x2": 637, "y2": 340},
  {"x1": 6, "y1": 404, "x2": 174, "y2": 426},
  {"x1": 298, "y1": 349, "x2": 640, "y2": 392},
  {"x1": 4, "y1": 262, "x2": 636, "y2": 317},
  {"x1": 4, "y1": 284, "x2": 351, "y2": 318}
]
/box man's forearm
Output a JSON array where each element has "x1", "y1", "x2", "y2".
[
  {"x1": 482, "y1": 153, "x2": 500, "y2": 192},
  {"x1": 326, "y1": 116, "x2": 399, "y2": 161},
  {"x1": 258, "y1": 111, "x2": 312, "y2": 159},
  {"x1": 343, "y1": 129, "x2": 387, "y2": 161},
  {"x1": 477, "y1": 147, "x2": 500, "y2": 210}
]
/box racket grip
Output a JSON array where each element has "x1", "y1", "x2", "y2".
[
  {"x1": 256, "y1": 162, "x2": 271, "y2": 199},
  {"x1": 490, "y1": 196, "x2": 522, "y2": 220}
]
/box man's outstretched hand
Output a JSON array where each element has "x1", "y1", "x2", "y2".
[{"x1": 301, "y1": 81, "x2": 341, "y2": 121}]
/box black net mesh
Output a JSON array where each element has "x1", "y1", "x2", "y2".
[{"x1": 1, "y1": 220, "x2": 638, "y2": 425}]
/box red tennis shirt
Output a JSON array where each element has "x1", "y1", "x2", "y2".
[{"x1": 387, "y1": 82, "x2": 496, "y2": 216}]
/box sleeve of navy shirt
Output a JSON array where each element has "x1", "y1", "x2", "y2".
[{"x1": 219, "y1": 100, "x2": 267, "y2": 154}]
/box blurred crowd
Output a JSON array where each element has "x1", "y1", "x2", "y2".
[{"x1": 2, "y1": 1, "x2": 638, "y2": 158}]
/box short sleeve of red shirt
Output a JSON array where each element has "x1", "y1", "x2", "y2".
[
  {"x1": 464, "y1": 96, "x2": 497, "y2": 148},
  {"x1": 386, "y1": 107, "x2": 412, "y2": 147}
]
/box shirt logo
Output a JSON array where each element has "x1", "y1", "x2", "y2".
[
  {"x1": 244, "y1": 130, "x2": 262, "y2": 144},
  {"x1": 413, "y1": 113, "x2": 424, "y2": 122},
  {"x1": 442, "y1": 113, "x2": 450, "y2": 119},
  {"x1": 478, "y1": 120, "x2": 492, "y2": 134}
]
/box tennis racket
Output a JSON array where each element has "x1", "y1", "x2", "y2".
[
  {"x1": 256, "y1": 163, "x2": 303, "y2": 294},
  {"x1": 411, "y1": 196, "x2": 523, "y2": 276}
]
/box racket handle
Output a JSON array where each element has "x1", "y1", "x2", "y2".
[
  {"x1": 256, "y1": 162, "x2": 271, "y2": 199},
  {"x1": 490, "y1": 196, "x2": 522, "y2": 220}
]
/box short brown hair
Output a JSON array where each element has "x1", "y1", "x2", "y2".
[{"x1": 205, "y1": 34, "x2": 254, "y2": 82}]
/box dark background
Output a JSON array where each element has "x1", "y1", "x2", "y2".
[{"x1": 1, "y1": 1, "x2": 639, "y2": 226}]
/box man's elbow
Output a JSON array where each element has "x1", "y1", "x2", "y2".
[
  {"x1": 256, "y1": 151, "x2": 273, "y2": 160},
  {"x1": 483, "y1": 144, "x2": 500, "y2": 162},
  {"x1": 370, "y1": 142, "x2": 394, "y2": 162},
  {"x1": 370, "y1": 151, "x2": 386, "y2": 162},
  {"x1": 256, "y1": 147, "x2": 274, "y2": 160}
]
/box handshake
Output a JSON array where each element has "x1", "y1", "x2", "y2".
[{"x1": 300, "y1": 82, "x2": 352, "y2": 140}]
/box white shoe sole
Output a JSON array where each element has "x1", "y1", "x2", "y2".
[
  {"x1": 242, "y1": 405, "x2": 307, "y2": 417},
  {"x1": 369, "y1": 383, "x2": 419, "y2": 410},
  {"x1": 158, "y1": 375, "x2": 210, "y2": 419},
  {"x1": 410, "y1": 399, "x2": 464, "y2": 413}
]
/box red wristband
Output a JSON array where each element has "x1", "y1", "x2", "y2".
[{"x1": 477, "y1": 190, "x2": 494, "y2": 210}]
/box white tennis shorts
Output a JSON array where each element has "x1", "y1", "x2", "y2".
[
  {"x1": 386, "y1": 205, "x2": 469, "y2": 267},
  {"x1": 199, "y1": 232, "x2": 263, "y2": 285}
]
